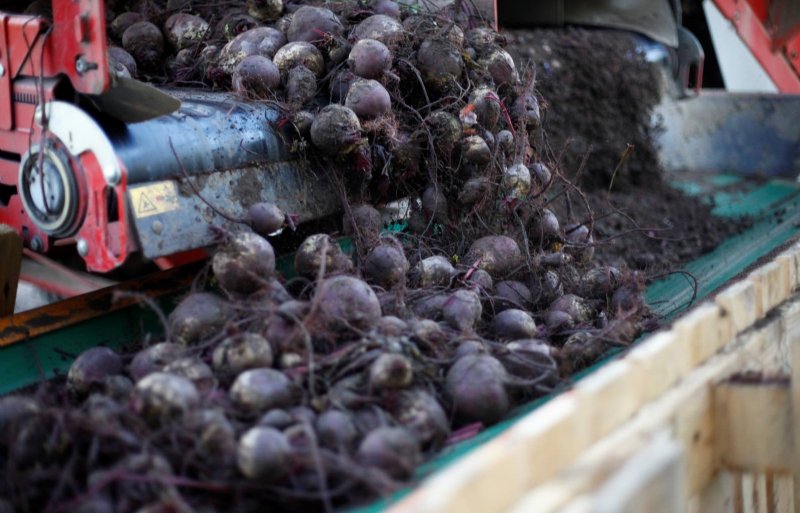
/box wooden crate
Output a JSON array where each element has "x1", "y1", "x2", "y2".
[{"x1": 387, "y1": 242, "x2": 800, "y2": 513}]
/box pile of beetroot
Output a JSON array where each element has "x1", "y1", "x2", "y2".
[{"x1": 1, "y1": 1, "x2": 654, "y2": 511}]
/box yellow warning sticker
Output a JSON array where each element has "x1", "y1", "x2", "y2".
[{"x1": 129, "y1": 181, "x2": 179, "y2": 219}]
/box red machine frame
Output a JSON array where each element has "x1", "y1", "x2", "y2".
[
  {"x1": 712, "y1": 0, "x2": 800, "y2": 92},
  {"x1": 0, "y1": 0, "x2": 137, "y2": 272}
]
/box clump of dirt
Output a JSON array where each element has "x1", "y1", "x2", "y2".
[
  {"x1": 504, "y1": 27, "x2": 748, "y2": 271},
  {"x1": 588, "y1": 187, "x2": 748, "y2": 273},
  {"x1": 504, "y1": 27, "x2": 664, "y2": 189}
]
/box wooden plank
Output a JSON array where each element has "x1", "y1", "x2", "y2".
[
  {"x1": 0, "y1": 224, "x2": 22, "y2": 316},
  {"x1": 689, "y1": 471, "x2": 737, "y2": 513},
  {"x1": 672, "y1": 302, "x2": 731, "y2": 371},
  {"x1": 713, "y1": 380, "x2": 793, "y2": 473},
  {"x1": 0, "y1": 263, "x2": 201, "y2": 347},
  {"x1": 790, "y1": 296, "x2": 800, "y2": 513},
  {"x1": 590, "y1": 433, "x2": 683, "y2": 513},
  {"x1": 573, "y1": 360, "x2": 646, "y2": 443},
  {"x1": 716, "y1": 280, "x2": 760, "y2": 334}
]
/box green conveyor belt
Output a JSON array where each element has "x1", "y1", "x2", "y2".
[{"x1": 1, "y1": 174, "x2": 799, "y2": 512}]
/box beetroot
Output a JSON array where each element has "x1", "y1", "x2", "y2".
[
  {"x1": 294, "y1": 233, "x2": 353, "y2": 278},
  {"x1": 546, "y1": 294, "x2": 594, "y2": 330},
  {"x1": 312, "y1": 275, "x2": 382, "y2": 333},
  {"x1": 329, "y1": 69, "x2": 357, "y2": 102},
  {"x1": 162, "y1": 357, "x2": 216, "y2": 393},
  {"x1": 218, "y1": 27, "x2": 287, "y2": 74},
  {"x1": 287, "y1": 6, "x2": 343, "y2": 44},
  {"x1": 67, "y1": 347, "x2": 123, "y2": 397},
  {"x1": 213, "y1": 333, "x2": 274, "y2": 378},
  {"x1": 565, "y1": 224, "x2": 595, "y2": 263},
  {"x1": 503, "y1": 339, "x2": 558, "y2": 383},
  {"x1": 233, "y1": 55, "x2": 281, "y2": 98},
  {"x1": 237, "y1": 426, "x2": 291, "y2": 480},
  {"x1": 441, "y1": 289, "x2": 482, "y2": 332},
  {"x1": 421, "y1": 185, "x2": 447, "y2": 222},
  {"x1": 494, "y1": 280, "x2": 533, "y2": 311},
  {"x1": 345, "y1": 79, "x2": 391, "y2": 119},
  {"x1": 479, "y1": 47, "x2": 518, "y2": 86},
  {"x1": 108, "y1": 47, "x2": 137, "y2": 77},
  {"x1": 285, "y1": 65, "x2": 318, "y2": 106},
  {"x1": 493, "y1": 309, "x2": 538, "y2": 340},
  {"x1": 230, "y1": 368, "x2": 297, "y2": 413},
  {"x1": 502, "y1": 163, "x2": 532, "y2": 200},
  {"x1": 529, "y1": 208, "x2": 561, "y2": 244},
  {"x1": 247, "y1": 202, "x2": 285, "y2": 236},
  {"x1": 384, "y1": 389, "x2": 449, "y2": 446},
  {"x1": 132, "y1": 372, "x2": 199, "y2": 422},
  {"x1": 315, "y1": 410, "x2": 358, "y2": 451},
  {"x1": 462, "y1": 135, "x2": 491, "y2": 165},
  {"x1": 273, "y1": 41, "x2": 325, "y2": 77},
  {"x1": 310, "y1": 105, "x2": 362, "y2": 155},
  {"x1": 351, "y1": 15, "x2": 405, "y2": 47},
  {"x1": 129, "y1": 343, "x2": 186, "y2": 381},
  {"x1": 468, "y1": 86, "x2": 501, "y2": 129},
  {"x1": 343, "y1": 204, "x2": 383, "y2": 247},
  {"x1": 164, "y1": 13, "x2": 209, "y2": 51},
  {"x1": 458, "y1": 177, "x2": 490, "y2": 207},
  {"x1": 363, "y1": 240, "x2": 409, "y2": 288},
  {"x1": 356, "y1": 427, "x2": 421, "y2": 479},
  {"x1": 348, "y1": 39, "x2": 393, "y2": 79},
  {"x1": 247, "y1": 0, "x2": 284, "y2": 22},
  {"x1": 416, "y1": 38, "x2": 462, "y2": 92},
  {"x1": 374, "y1": 0, "x2": 401, "y2": 18},
  {"x1": 110, "y1": 12, "x2": 144, "y2": 40},
  {"x1": 168, "y1": 292, "x2": 233, "y2": 345},
  {"x1": 368, "y1": 353, "x2": 413, "y2": 390},
  {"x1": 466, "y1": 236, "x2": 523, "y2": 278},
  {"x1": 446, "y1": 354, "x2": 509, "y2": 425},
  {"x1": 121, "y1": 21, "x2": 165, "y2": 70},
  {"x1": 410, "y1": 256, "x2": 455, "y2": 288},
  {"x1": 212, "y1": 231, "x2": 276, "y2": 295}
]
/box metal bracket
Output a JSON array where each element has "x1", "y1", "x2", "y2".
[{"x1": 35, "y1": 101, "x2": 122, "y2": 186}]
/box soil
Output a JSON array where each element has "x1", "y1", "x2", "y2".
[{"x1": 503, "y1": 27, "x2": 748, "y2": 274}]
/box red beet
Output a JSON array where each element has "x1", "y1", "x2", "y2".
[
  {"x1": 445, "y1": 354, "x2": 509, "y2": 425},
  {"x1": 345, "y1": 78, "x2": 391, "y2": 119},
  {"x1": 168, "y1": 292, "x2": 233, "y2": 346},
  {"x1": 312, "y1": 275, "x2": 382, "y2": 334},
  {"x1": 237, "y1": 426, "x2": 291, "y2": 480},
  {"x1": 310, "y1": 105, "x2": 362, "y2": 155},
  {"x1": 212, "y1": 231, "x2": 276, "y2": 295},
  {"x1": 351, "y1": 15, "x2": 405, "y2": 47},
  {"x1": 348, "y1": 38, "x2": 393, "y2": 79},
  {"x1": 121, "y1": 21, "x2": 165, "y2": 70},
  {"x1": 356, "y1": 427, "x2": 421, "y2": 479},
  {"x1": 273, "y1": 41, "x2": 325, "y2": 77},
  {"x1": 233, "y1": 55, "x2": 281, "y2": 98},
  {"x1": 287, "y1": 6, "x2": 343, "y2": 44},
  {"x1": 67, "y1": 347, "x2": 123, "y2": 397}
]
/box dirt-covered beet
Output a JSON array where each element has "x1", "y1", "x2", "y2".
[
  {"x1": 345, "y1": 78, "x2": 391, "y2": 119},
  {"x1": 212, "y1": 231, "x2": 276, "y2": 295},
  {"x1": 121, "y1": 21, "x2": 165, "y2": 70},
  {"x1": 311, "y1": 275, "x2": 381, "y2": 334},
  {"x1": 446, "y1": 354, "x2": 509, "y2": 425},
  {"x1": 233, "y1": 55, "x2": 281, "y2": 97},
  {"x1": 164, "y1": 13, "x2": 209, "y2": 50},
  {"x1": 287, "y1": 5, "x2": 342, "y2": 44},
  {"x1": 348, "y1": 38, "x2": 393, "y2": 79},
  {"x1": 310, "y1": 104, "x2": 362, "y2": 155},
  {"x1": 168, "y1": 292, "x2": 233, "y2": 345},
  {"x1": 218, "y1": 27, "x2": 287, "y2": 74},
  {"x1": 273, "y1": 41, "x2": 324, "y2": 77}
]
